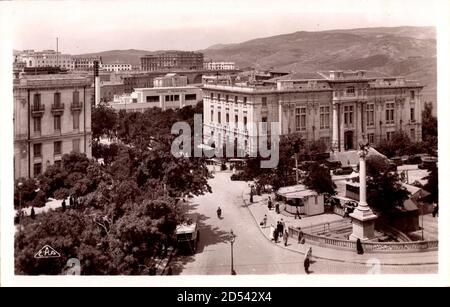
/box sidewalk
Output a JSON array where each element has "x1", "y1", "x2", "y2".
[{"x1": 242, "y1": 187, "x2": 438, "y2": 266}]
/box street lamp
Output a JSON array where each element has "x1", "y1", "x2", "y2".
[
  {"x1": 230, "y1": 229, "x2": 236, "y2": 275},
  {"x1": 18, "y1": 182, "x2": 23, "y2": 222}
]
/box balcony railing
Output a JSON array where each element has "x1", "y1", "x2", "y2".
[
  {"x1": 31, "y1": 104, "x2": 45, "y2": 117},
  {"x1": 51, "y1": 103, "x2": 65, "y2": 115},
  {"x1": 71, "y1": 102, "x2": 82, "y2": 111}
]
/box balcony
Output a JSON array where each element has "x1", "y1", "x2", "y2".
[
  {"x1": 71, "y1": 101, "x2": 82, "y2": 112},
  {"x1": 51, "y1": 103, "x2": 65, "y2": 115},
  {"x1": 31, "y1": 104, "x2": 45, "y2": 117}
]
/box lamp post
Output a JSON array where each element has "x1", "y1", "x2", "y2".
[
  {"x1": 230, "y1": 229, "x2": 236, "y2": 275},
  {"x1": 18, "y1": 182, "x2": 23, "y2": 222}
]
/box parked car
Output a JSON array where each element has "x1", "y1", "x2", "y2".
[
  {"x1": 325, "y1": 160, "x2": 342, "y2": 170},
  {"x1": 405, "y1": 154, "x2": 422, "y2": 165},
  {"x1": 333, "y1": 166, "x2": 354, "y2": 175}
]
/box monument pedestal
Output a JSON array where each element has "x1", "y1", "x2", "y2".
[{"x1": 349, "y1": 207, "x2": 377, "y2": 241}]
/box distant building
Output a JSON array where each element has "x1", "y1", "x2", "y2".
[
  {"x1": 111, "y1": 86, "x2": 202, "y2": 112},
  {"x1": 73, "y1": 57, "x2": 103, "y2": 70},
  {"x1": 14, "y1": 74, "x2": 93, "y2": 179},
  {"x1": 202, "y1": 74, "x2": 237, "y2": 85},
  {"x1": 204, "y1": 61, "x2": 236, "y2": 70},
  {"x1": 153, "y1": 73, "x2": 187, "y2": 87},
  {"x1": 18, "y1": 49, "x2": 74, "y2": 70},
  {"x1": 101, "y1": 63, "x2": 132, "y2": 72},
  {"x1": 98, "y1": 81, "x2": 126, "y2": 103},
  {"x1": 140, "y1": 51, "x2": 204, "y2": 71},
  {"x1": 203, "y1": 70, "x2": 423, "y2": 155}
]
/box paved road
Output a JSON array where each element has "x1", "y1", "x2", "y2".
[{"x1": 172, "y1": 172, "x2": 438, "y2": 275}]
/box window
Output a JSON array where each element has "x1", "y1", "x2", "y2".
[
  {"x1": 54, "y1": 92, "x2": 61, "y2": 106},
  {"x1": 72, "y1": 139, "x2": 80, "y2": 153},
  {"x1": 235, "y1": 115, "x2": 238, "y2": 124},
  {"x1": 54, "y1": 141, "x2": 62, "y2": 155},
  {"x1": 185, "y1": 94, "x2": 196, "y2": 100},
  {"x1": 33, "y1": 143, "x2": 42, "y2": 157},
  {"x1": 218, "y1": 111, "x2": 221, "y2": 124},
  {"x1": 385, "y1": 103, "x2": 394, "y2": 123},
  {"x1": 211, "y1": 110, "x2": 214, "y2": 122},
  {"x1": 243, "y1": 116, "x2": 247, "y2": 129},
  {"x1": 73, "y1": 112, "x2": 80, "y2": 130},
  {"x1": 410, "y1": 90, "x2": 415, "y2": 100},
  {"x1": 225, "y1": 94, "x2": 229, "y2": 102},
  {"x1": 410, "y1": 128, "x2": 415, "y2": 140},
  {"x1": 146, "y1": 96, "x2": 159, "y2": 103},
  {"x1": 226, "y1": 113, "x2": 230, "y2": 123},
  {"x1": 33, "y1": 93, "x2": 41, "y2": 107},
  {"x1": 73, "y1": 90, "x2": 79, "y2": 104},
  {"x1": 367, "y1": 133, "x2": 375, "y2": 144},
  {"x1": 295, "y1": 107, "x2": 306, "y2": 131},
  {"x1": 174, "y1": 95, "x2": 180, "y2": 101},
  {"x1": 410, "y1": 108, "x2": 415, "y2": 122},
  {"x1": 262, "y1": 116, "x2": 267, "y2": 122},
  {"x1": 234, "y1": 96, "x2": 238, "y2": 104},
  {"x1": 54, "y1": 115, "x2": 61, "y2": 131},
  {"x1": 344, "y1": 106, "x2": 354, "y2": 125},
  {"x1": 319, "y1": 106, "x2": 330, "y2": 129},
  {"x1": 346, "y1": 87, "x2": 355, "y2": 96},
  {"x1": 33, "y1": 117, "x2": 41, "y2": 133},
  {"x1": 366, "y1": 104, "x2": 375, "y2": 126},
  {"x1": 243, "y1": 97, "x2": 247, "y2": 105},
  {"x1": 210, "y1": 93, "x2": 214, "y2": 100},
  {"x1": 33, "y1": 163, "x2": 42, "y2": 177},
  {"x1": 386, "y1": 131, "x2": 394, "y2": 141},
  {"x1": 314, "y1": 196, "x2": 318, "y2": 204},
  {"x1": 262, "y1": 97, "x2": 267, "y2": 107},
  {"x1": 217, "y1": 94, "x2": 221, "y2": 101}
]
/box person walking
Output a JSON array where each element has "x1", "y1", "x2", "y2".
[
  {"x1": 275, "y1": 202, "x2": 280, "y2": 214},
  {"x1": 356, "y1": 238, "x2": 364, "y2": 255},
  {"x1": 69, "y1": 195, "x2": 74, "y2": 208},
  {"x1": 283, "y1": 230, "x2": 289, "y2": 246},
  {"x1": 280, "y1": 218, "x2": 285, "y2": 234},
  {"x1": 268, "y1": 196, "x2": 272, "y2": 210},
  {"x1": 263, "y1": 214, "x2": 267, "y2": 227},
  {"x1": 273, "y1": 227, "x2": 279, "y2": 243},
  {"x1": 294, "y1": 207, "x2": 301, "y2": 219},
  {"x1": 298, "y1": 227, "x2": 304, "y2": 243},
  {"x1": 304, "y1": 257, "x2": 310, "y2": 274},
  {"x1": 306, "y1": 247, "x2": 312, "y2": 261}
]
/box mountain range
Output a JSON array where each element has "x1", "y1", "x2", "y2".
[{"x1": 76, "y1": 26, "x2": 437, "y2": 109}]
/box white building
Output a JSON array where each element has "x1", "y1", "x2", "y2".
[
  {"x1": 18, "y1": 50, "x2": 74, "y2": 70},
  {"x1": 111, "y1": 86, "x2": 202, "y2": 112},
  {"x1": 101, "y1": 63, "x2": 132, "y2": 72},
  {"x1": 277, "y1": 184, "x2": 325, "y2": 216},
  {"x1": 204, "y1": 61, "x2": 236, "y2": 70},
  {"x1": 73, "y1": 57, "x2": 102, "y2": 70}
]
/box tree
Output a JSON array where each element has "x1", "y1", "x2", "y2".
[
  {"x1": 421, "y1": 102, "x2": 438, "y2": 152},
  {"x1": 423, "y1": 165, "x2": 438, "y2": 204},
  {"x1": 91, "y1": 104, "x2": 118, "y2": 140},
  {"x1": 303, "y1": 162, "x2": 336, "y2": 195}
]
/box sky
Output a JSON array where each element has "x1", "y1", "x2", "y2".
[{"x1": 3, "y1": 0, "x2": 439, "y2": 54}]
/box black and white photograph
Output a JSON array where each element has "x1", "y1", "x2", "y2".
[{"x1": 0, "y1": 0, "x2": 449, "y2": 287}]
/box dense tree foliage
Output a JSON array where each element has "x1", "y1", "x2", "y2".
[
  {"x1": 15, "y1": 103, "x2": 210, "y2": 275},
  {"x1": 303, "y1": 162, "x2": 336, "y2": 196},
  {"x1": 421, "y1": 102, "x2": 438, "y2": 150}
]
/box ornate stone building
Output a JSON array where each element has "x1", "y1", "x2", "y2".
[{"x1": 202, "y1": 70, "x2": 423, "y2": 154}]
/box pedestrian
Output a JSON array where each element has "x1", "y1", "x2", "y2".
[
  {"x1": 306, "y1": 247, "x2": 312, "y2": 261},
  {"x1": 269, "y1": 224, "x2": 275, "y2": 240},
  {"x1": 280, "y1": 218, "x2": 285, "y2": 234},
  {"x1": 250, "y1": 190, "x2": 254, "y2": 203},
  {"x1": 61, "y1": 198, "x2": 66, "y2": 212},
  {"x1": 304, "y1": 257, "x2": 310, "y2": 274},
  {"x1": 268, "y1": 196, "x2": 273, "y2": 210},
  {"x1": 273, "y1": 227, "x2": 279, "y2": 243},
  {"x1": 295, "y1": 207, "x2": 301, "y2": 219},
  {"x1": 356, "y1": 238, "x2": 364, "y2": 255},
  {"x1": 283, "y1": 230, "x2": 289, "y2": 246},
  {"x1": 275, "y1": 202, "x2": 280, "y2": 214},
  {"x1": 69, "y1": 195, "x2": 74, "y2": 208},
  {"x1": 269, "y1": 224, "x2": 275, "y2": 241},
  {"x1": 276, "y1": 221, "x2": 282, "y2": 238},
  {"x1": 298, "y1": 228, "x2": 304, "y2": 243},
  {"x1": 432, "y1": 203, "x2": 438, "y2": 217},
  {"x1": 263, "y1": 214, "x2": 267, "y2": 227}
]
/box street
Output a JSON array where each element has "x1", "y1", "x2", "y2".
[{"x1": 171, "y1": 172, "x2": 438, "y2": 275}]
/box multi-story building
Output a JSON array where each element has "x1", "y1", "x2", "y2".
[
  {"x1": 140, "y1": 51, "x2": 204, "y2": 71},
  {"x1": 14, "y1": 74, "x2": 93, "y2": 179},
  {"x1": 204, "y1": 61, "x2": 236, "y2": 70},
  {"x1": 73, "y1": 57, "x2": 102, "y2": 70},
  {"x1": 18, "y1": 50, "x2": 74, "y2": 70},
  {"x1": 101, "y1": 63, "x2": 132, "y2": 72},
  {"x1": 153, "y1": 73, "x2": 187, "y2": 87},
  {"x1": 111, "y1": 86, "x2": 202, "y2": 112},
  {"x1": 203, "y1": 70, "x2": 423, "y2": 155}
]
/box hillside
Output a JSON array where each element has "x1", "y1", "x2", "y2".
[{"x1": 201, "y1": 26, "x2": 437, "y2": 108}]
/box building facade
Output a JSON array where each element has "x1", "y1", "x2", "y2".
[
  {"x1": 140, "y1": 51, "x2": 204, "y2": 71},
  {"x1": 153, "y1": 73, "x2": 188, "y2": 87},
  {"x1": 73, "y1": 57, "x2": 103, "y2": 70},
  {"x1": 111, "y1": 86, "x2": 202, "y2": 112},
  {"x1": 14, "y1": 74, "x2": 93, "y2": 179},
  {"x1": 18, "y1": 50, "x2": 74, "y2": 70},
  {"x1": 101, "y1": 63, "x2": 132, "y2": 72},
  {"x1": 203, "y1": 70, "x2": 423, "y2": 155},
  {"x1": 204, "y1": 61, "x2": 236, "y2": 70}
]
